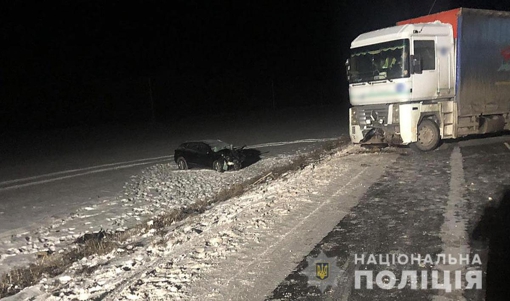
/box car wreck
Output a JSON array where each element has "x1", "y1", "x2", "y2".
[{"x1": 174, "y1": 140, "x2": 246, "y2": 172}]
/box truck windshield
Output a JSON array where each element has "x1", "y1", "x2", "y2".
[{"x1": 349, "y1": 39, "x2": 410, "y2": 83}]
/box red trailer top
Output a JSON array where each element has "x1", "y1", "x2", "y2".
[{"x1": 397, "y1": 8, "x2": 461, "y2": 38}]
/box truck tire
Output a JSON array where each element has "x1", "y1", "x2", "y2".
[{"x1": 411, "y1": 119, "x2": 440, "y2": 152}]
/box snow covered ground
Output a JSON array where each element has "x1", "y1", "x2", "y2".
[
  {"x1": 0, "y1": 152, "x2": 298, "y2": 274},
  {"x1": 0, "y1": 105, "x2": 346, "y2": 239},
  {"x1": 2, "y1": 144, "x2": 400, "y2": 300},
  {"x1": 0, "y1": 138, "x2": 343, "y2": 296}
]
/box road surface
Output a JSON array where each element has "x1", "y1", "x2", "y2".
[{"x1": 268, "y1": 135, "x2": 510, "y2": 301}]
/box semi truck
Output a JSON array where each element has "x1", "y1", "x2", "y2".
[{"x1": 346, "y1": 8, "x2": 510, "y2": 151}]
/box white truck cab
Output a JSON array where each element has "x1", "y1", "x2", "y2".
[{"x1": 347, "y1": 8, "x2": 510, "y2": 151}]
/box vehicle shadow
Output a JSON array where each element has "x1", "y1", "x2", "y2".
[
  {"x1": 471, "y1": 187, "x2": 510, "y2": 300},
  {"x1": 242, "y1": 148, "x2": 262, "y2": 168}
]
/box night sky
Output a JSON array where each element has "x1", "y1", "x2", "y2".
[{"x1": 1, "y1": 0, "x2": 509, "y2": 130}]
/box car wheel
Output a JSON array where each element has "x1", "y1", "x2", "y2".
[
  {"x1": 213, "y1": 160, "x2": 224, "y2": 173},
  {"x1": 177, "y1": 157, "x2": 188, "y2": 170},
  {"x1": 411, "y1": 119, "x2": 440, "y2": 152},
  {"x1": 232, "y1": 160, "x2": 242, "y2": 171}
]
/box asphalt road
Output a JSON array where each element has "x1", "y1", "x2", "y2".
[
  {"x1": 267, "y1": 135, "x2": 510, "y2": 301},
  {"x1": 0, "y1": 105, "x2": 346, "y2": 238}
]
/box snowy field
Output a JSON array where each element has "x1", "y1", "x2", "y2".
[
  {"x1": 2, "y1": 144, "x2": 394, "y2": 301},
  {"x1": 0, "y1": 105, "x2": 346, "y2": 235},
  {"x1": 0, "y1": 138, "x2": 347, "y2": 298},
  {"x1": 0, "y1": 146, "x2": 312, "y2": 274},
  {"x1": 0, "y1": 105, "x2": 349, "y2": 299}
]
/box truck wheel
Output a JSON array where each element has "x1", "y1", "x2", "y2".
[
  {"x1": 176, "y1": 157, "x2": 188, "y2": 170},
  {"x1": 411, "y1": 119, "x2": 440, "y2": 152},
  {"x1": 213, "y1": 160, "x2": 224, "y2": 173}
]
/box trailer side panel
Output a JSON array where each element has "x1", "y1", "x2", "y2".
[{"x1": 457, "y1": 8, "x2": 510, "y2": 116}]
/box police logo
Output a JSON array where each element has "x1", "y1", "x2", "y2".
[
  {"x1": 300, "y1": 250, "x2": 343, "y2": 293},
  {"x1": 316, "y1": 262, "x2": 329, "y2": 280}
]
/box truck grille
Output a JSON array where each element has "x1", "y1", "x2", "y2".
[{"x1": 356, "y1": 105, "x2": 389, "y2": 127}]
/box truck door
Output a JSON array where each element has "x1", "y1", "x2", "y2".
[
  {"x1": 436, "y1": 35, "x2": 454, "y2": 98},
  {"x1": 412, "y1": 39, "x2": 438, "y2": 100}
]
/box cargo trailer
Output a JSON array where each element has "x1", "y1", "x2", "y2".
[{"x1": 346, "y1": 8, "x2": 510, "y2": 151}]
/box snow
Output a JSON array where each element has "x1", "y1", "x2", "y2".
[
  {"x1": 2, "y1": 144, "x2": 393, "y2": 301},
  {"x1": 58, "y1": 276, "x2": 71, "y2": 284},
  {"x1": 0, "y1": 155, "x2": 302, "y2": 273},
  {"x1": 0, "y1": 144, "x2": 324, "y2": 276}
]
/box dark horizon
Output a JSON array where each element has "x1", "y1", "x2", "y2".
[{"x1": 1, "y1": 0, "x2": 509, "y2": 131}]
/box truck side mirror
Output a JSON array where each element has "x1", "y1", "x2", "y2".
[{"x1": 411, "y1": 55, "x2": 422, "y2": 74}]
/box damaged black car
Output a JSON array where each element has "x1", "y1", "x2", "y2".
[{"x1": 174, "y1": 140, "x2": 246, "y2": 172}]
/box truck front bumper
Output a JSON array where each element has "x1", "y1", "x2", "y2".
[
  {"x1": 349, "y1": 102, "x2": 436, "y2": 146},
  {"x1": 350, "y1": 124, "x2": 403, "y2": 146}
]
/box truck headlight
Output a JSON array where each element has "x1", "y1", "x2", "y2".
[
  {"x1": 350, "y1": 108, "x2": 358, "y2": 125},
  {"x1": 392, "y1": 104, "x2": 399, "y2": 124}
]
